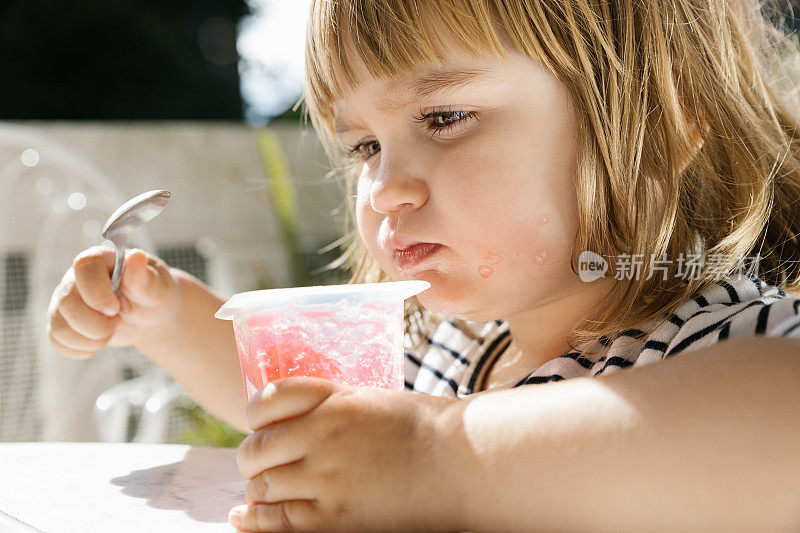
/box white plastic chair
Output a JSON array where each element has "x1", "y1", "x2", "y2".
[{"x1": 93, "y1": 368, "x2": 187, "y2": 443}]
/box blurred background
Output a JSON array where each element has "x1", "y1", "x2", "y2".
[
  {"x1": 2, "y1": 0, "x2": 800, "y2": 447},
  {"x1": 0, "y1": 0, "x2": 347, "y2": 447}
]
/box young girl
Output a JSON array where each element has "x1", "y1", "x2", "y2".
[{"x1": 48, "y1": 0, "x2": 800, "y2": 530}]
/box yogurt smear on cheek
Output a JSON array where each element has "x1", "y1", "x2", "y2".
[
  {"x1": 476, "y1": 214, "x2": 550, "y2": 278},
  {"x1": 477, "y1": 251, "x2": 503, "y2": 279}
]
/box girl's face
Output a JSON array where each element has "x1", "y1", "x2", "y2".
[{"x1": 335, "y1": 46, "x2": 595, "y2": 321}]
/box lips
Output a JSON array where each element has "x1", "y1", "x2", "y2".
[
  {"x1": 388, "y1": 235, "x2": 423, "y2": 251},
  {"x1": 394, "y1": 242, "x2": 443, "y2": 269}
]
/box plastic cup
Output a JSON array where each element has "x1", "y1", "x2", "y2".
[{"x1": 215, "y1": 280, "x2": 430, "y2": 401}]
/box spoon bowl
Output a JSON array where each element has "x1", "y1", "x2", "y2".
[{"x1": 101, "y1": 190, "x2": 171, "y2": 292}]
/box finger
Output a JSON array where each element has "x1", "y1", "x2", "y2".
[
  {"x1": 229, "y1": 501, "x2": 319, "y2": 533},
  {"x1": 120, "y1": 250, "x2": 175, "y2": 308},
  {"x1": 237, "y1": 419, "x2": 307, "y2": 479},
  {"x1": 115, "y1": 293, "x2": 166, "y2": 328},
  {"x1": 245, "y1": 377, "x2": 336, "y2": 431},
  {"x1": 47, "y1": 330, "x2": 95, "y2": 359},
  {"x1": 48, "y1": 268, "x2": 75, "y2": 317},
  {"x1": 57, "y1": 289, "x2": 117, "y2": 340},
  {"x1": 73, "y1": 248, "x2": 119, "y2": 316},
  {"x1": 49, "y1": 311, "x2": 110, "y2": 353},
  {"x1": 245, "y1": 460, "x2": 314, "y2": 505}
]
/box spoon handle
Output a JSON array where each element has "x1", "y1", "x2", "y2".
[{"x1": 111, "y1": 245, "x2": 126, "y2": 293}]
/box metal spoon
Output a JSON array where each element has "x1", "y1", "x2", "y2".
[{"x1": 101, "y1": 189, "x2": 171, "y2": 292}]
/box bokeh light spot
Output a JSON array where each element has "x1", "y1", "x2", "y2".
[
  {"x1": 21, "y1": 149, "x2": 40, "y2": 167},
  {"x1": 67, "y1": 192, "x2": 87, "y2": 211}
]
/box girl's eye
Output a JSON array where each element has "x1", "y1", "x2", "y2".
[
  {"x1": 419, "y1": 109, "x2": 477, "y2": 135},
  {"x1": 349, "y1": 140, "x2": 381, "y2": 161},
  {"x1": 345, "y1": 109, "x2": 477, "y2": 162}
]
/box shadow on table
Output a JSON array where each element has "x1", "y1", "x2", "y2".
[{"x1": 110, "y1": 447, "x2": 246, "y2": 523}]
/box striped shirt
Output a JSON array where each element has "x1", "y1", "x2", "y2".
[{"x1": 403, "y1": 274, "x2": 800, "y2": 398}]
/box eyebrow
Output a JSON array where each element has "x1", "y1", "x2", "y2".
[{"x1": 334, "y1": 66, "x2": 492, "y2": 134}]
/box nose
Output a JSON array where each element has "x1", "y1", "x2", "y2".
[{"x1": 368, "y1": 157, "x2": 429, "y2": 214}]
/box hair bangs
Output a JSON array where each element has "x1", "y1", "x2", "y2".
[{"x1": 303, "y1": 0, "x2": 531, "y2": 143}]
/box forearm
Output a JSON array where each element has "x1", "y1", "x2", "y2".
[
  {"x1": 444, "y1": 337, "x2": 800, "y2": 532},
  {"x1": 135, "y1": 269, "x2": 248, "y2": 432}
]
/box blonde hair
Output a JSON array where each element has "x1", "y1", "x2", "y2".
[{"x1": 302, "y1": 0, "x2": 800, "y2": 358}]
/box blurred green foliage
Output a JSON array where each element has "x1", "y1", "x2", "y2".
[
  {"x1": 178, "y1": 402, "x2": 247, "y2": 448},
  {"x1": 258, "y1": 128, "x2": 310, "y2": 287}
]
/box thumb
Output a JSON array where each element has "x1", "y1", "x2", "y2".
[{"x1": 119, "y1": 250, "x2": 173, "y2": 307}]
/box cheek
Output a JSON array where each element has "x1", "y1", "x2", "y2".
[
  {"x1": 478, "y1": 265, "x2": 494, "y2": 278},
  {"x1": 354, "y1": 176, "x2": 373, "y2": 238},
  {"x1": 472, "y1": 210, "x2": 571, "y2": 280},
  {"x1": 482, "y1": 251, "x2": 503, "y2": 265},
  {"x1": 476, "y1": 251, "x2": 503, "y2": 278},
  {"x1": 354, "y1": 176, "x2": 389, "y2": 269}
]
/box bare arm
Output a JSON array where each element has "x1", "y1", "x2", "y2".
[
  {"x1": 135, "y1": 269, "x2": 248, "y2": 432},
  {"x1": 48, "y1": 246, "x2": 248, "y2": 432},
  {"x1": 442, "y1": 337, "x2": 800, "y2": 532}
]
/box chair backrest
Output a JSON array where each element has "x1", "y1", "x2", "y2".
[{"x1": 0, "y1": 122, "x2": 136, "y2": 442}]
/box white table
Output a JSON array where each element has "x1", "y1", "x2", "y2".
[{"x1": 0, "y1": 442, "x2": 245, "y2": 532}]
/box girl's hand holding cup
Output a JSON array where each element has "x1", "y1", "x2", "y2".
[
  {"x1": 47, "y1": 245, "x2": 181, "y2": 359},
  {"x1": 230, "y1": 377, "x2": 463, "y2": 533}
]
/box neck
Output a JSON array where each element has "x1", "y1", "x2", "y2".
[{"x1": 504, "y1": 276, "x2": 617, "y2": 370}]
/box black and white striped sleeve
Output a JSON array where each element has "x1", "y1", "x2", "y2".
[
  {"x1": 665, "y1": 296, "x2": 800, "y2": 358},
  {"x1": 764, "y1": 298, "x2": 800, "y2": 339}
]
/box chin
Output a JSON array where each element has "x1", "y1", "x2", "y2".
[{"x1": 413, "y1": 279, "x2": 502, "y2": 323}]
